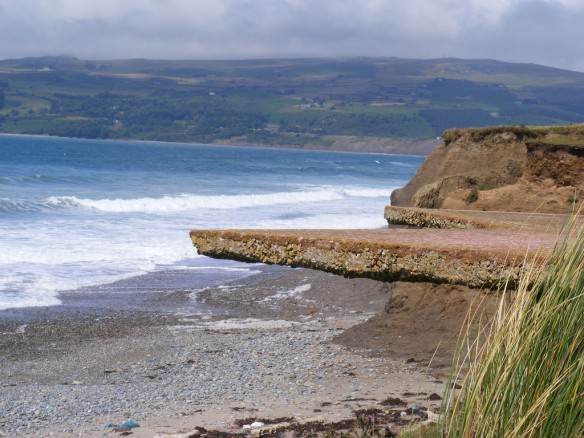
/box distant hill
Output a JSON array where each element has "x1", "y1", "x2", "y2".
[{"x1": 1, "y1": 56, "x2": 584, "y2": 154}]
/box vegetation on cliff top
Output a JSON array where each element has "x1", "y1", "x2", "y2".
[{"x1": 442, "y1": 123, "x2": 584, "y2": 146}]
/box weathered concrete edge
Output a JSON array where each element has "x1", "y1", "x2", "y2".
[
  {"x1": 190, "y1": 230, "x2": 537, "y2": 289},
  {"x1": 384, "y1": 206, "x2": 493, "y2": 229}
]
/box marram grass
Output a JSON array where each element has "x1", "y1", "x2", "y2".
[{"x1": 434, "y1": 217, "x2": 584, "y2": 438}]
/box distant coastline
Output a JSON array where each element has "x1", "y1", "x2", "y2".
[
  {"x1": 213, "y1": 134, "x2": 439, "y2": 155},
  {"x1": 4, "y1": 56, "x2": 583, "y2": 159},
  {"x1": 0, "y1": 132, "x2": 438, "y2": 156}
]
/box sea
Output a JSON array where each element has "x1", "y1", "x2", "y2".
[{"x1": 0, "y1": 134, "x2": 423, "y2": 311}]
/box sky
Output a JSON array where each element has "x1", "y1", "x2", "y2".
[{"x1": 1, "y1": 0, "x2": 584, "y2": 72}]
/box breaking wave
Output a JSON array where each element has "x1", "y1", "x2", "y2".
[{"x1": 40, "y1": 188, "x2": 393, "y2": 213}]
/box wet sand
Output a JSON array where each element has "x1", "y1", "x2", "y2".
[{"x1": 0, "y1": 263, "x2": 480, "y2": 437}]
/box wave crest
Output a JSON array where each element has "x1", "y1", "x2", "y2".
[{"x1": 43, "y1": 188, "x2": 392, "y2": 213}]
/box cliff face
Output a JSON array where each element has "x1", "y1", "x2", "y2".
[{"x1": 390, "y1": 125, "x2": 584, "y2": 213}]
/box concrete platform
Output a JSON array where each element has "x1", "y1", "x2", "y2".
[{"x1": 190, "y1": 225, "x2": 560, "y2": 289}]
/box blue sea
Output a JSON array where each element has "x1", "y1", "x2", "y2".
[{"x1": 0, "y1": 135, "x2": 423, "y2": 311}]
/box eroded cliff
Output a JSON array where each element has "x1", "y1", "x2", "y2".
[{"x1": 390, "y1": 125, "x2": 584, "y2": 213}]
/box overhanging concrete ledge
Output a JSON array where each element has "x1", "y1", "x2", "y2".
[{"x1": 190, "y1": 228, "x2": 556, "y2": 289}]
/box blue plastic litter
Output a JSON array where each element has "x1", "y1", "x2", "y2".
[
  {"x1": 104, "y1": 421, "x2": 140, "y2": 429},
  {"x1": 122, "y1": 421, "x2": 140, "y2": 428}
]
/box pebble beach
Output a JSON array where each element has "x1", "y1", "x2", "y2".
[{"x1": 0, "y1": 264, "x2": 446, "y2": 437}]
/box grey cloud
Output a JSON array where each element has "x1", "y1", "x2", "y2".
[{"x1": 453, "y1": 0, "x2": 584, "y2": 70}]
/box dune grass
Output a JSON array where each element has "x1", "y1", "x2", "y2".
[
  {"x1": 400, "y1": 216, "x2": 584, "y2": 437},
  {"x1": 436, "y1": 217, "x2": 584, "y2": 437}
]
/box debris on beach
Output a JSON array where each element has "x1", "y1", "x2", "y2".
[
  {"x1": 242, "y1": 421, "x2": 265, "y2": 430},
  {"x1": 104, "y1": 420, "x2": 140, "y2": 432}
]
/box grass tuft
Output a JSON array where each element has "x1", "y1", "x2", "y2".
[
  {"x1": 439, "y1": 214, "x2": 584, "y2": 437},
  {"x1": 465, "y1": 189, "x2": 479, "y2": 204}
]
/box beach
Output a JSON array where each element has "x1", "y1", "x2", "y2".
[
  {"x1": 0, "y1": 132, "x2": 433, "y2": 437},
  {"x1": 0, "y1": 264, "x2": 456, "y2": 437}
]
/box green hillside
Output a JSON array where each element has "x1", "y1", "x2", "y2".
[{"x1": 1, "y1": 56, "x2": 584, "y2": 151}]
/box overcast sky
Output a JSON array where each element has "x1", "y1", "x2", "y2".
[{"x1": 1, "y1": 0, "x2": 583, "y2": 72}]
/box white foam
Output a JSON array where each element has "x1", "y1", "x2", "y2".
[
  {"x1": 288, "y1": 284, "x2": 312, "y2": 295},
  {"x1": 0, "y1": 275, "x2": 62, "y2": 310},
  {"x1": 343, "y1": 188, "x2": 392, "y2": 198},
  {"x1": 169, "y1": 318, "x2": 301, "y2": 331},
  {"x1": 44, "y1": 190, "x2": 344, "y2": 213},
  {"x1": 42, "y1": 187, "x2": 393, "y2": 214},
  {"x1": 167, "y1": 266, "x2": 260, "y2": 274},
  {"x1": 260, "y1": 283, "x2": 312, "y2": 302}
]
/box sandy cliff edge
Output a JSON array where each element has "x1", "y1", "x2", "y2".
[{"x1": 390, "y1": 124, "x2": 584, "y2": 213}]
